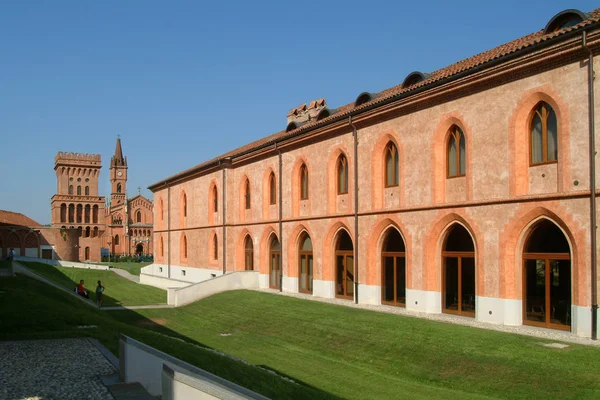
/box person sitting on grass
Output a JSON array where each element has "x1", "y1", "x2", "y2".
[
  {"x1": 95, "y1": 280, "x2": 105, "y2": 307},
  {"x1": 76, "y1": 279, "x2": 89, "y2": 299}
]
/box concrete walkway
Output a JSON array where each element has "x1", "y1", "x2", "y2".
[
  {"x1": 258, "y1": 288, "x2": 600, "y2": 347},
  {"x1": 111, "y1": 268, "x2": 140, "y2": 283}
]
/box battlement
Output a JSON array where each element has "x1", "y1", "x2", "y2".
[{"x1": 55, "y1": 152, "x2": 102, "y2": 167}]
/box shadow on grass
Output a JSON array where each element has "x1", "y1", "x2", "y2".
[
  {"x1": 1, "y1": 273, "x2": 340, "y2": 400},
  {"x1": 20, "y1": 261, "x2": 165, "y2": 307}
]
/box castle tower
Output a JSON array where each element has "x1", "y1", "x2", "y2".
[
  {"x1": 50, "y1": 152, "x2": 106, "y2": 262},
  {"x1": 110, "y1": 137, "x2": 128, "y2": 207}
]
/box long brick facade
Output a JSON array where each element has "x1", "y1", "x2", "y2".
[{"x1": 148, "y1": 9, "x2": 600, "y2": 337}]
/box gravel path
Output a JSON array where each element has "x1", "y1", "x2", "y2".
[
  {"x1": 0, "y1": 338, "x2": 117, "y2": 400},
  {"x1": 258, "y1": 288, "x2": 600, "y2": 347}
]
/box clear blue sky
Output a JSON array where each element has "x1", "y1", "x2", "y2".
[{"x1": 1, "y1": 1, "x2": 596, "y2": 224}]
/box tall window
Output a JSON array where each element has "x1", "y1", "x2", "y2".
[
  {"x1": 335, "y1": 230, "x2": 354, "y2": 299},
  {"x1": 85, "y1": 186, "x2": 89, "y2": 195},
  {"x1": 213, "y1": 185, "x2": 218, "y2": 213},
  {"x1": 160, "y1": 236, "x2": 164, "y2": 258},
  {"x1": 269, "y1": 236, "x2": 281, "y2": 289},
  {"x1": 531, "y1": 102, "x2": 558, "y2": 165},
  {"x1": 442, "y1": 224, "x2": 475, "y2": 317},
  {"x1": 300, "y1": 164, "x2": 309, "y2": 200},
  {"x1": 381, "y1": 228, "x2": 406, "y2": 306},
  {"x1": 160, "y1": 199, "x2": 164, "y2": 223},
  {"x1": 115, "y1": 235, "x2": 120, "y2": 245},
  {"x1": 117, "y1": 183, "x2": 122, "y2": 193},
  {"x1": 244, "y1": 235, "x2": 254, "y2": 270},
  {"x1": 245, "y1": 179, "x2": 251, "y2": 209},
  {"x1": 136, "y1": 210, "x2": 142, "y2": 223},
  {"x1": 298, "y1": 233, "x2": 313, "y2": 294},
  {"x1": 447, "y1": 126, "x2": 466, "y2": 177},
  {"x1": 385, "y1": 142, "x2": 399, "y2": 187},
  {"x1": 182, "y1": 234, "x2": 187, "y2": 260},
  {"x1": 68, "y1": 185, "x2": 73, "y2": 195},
  {"x1": 337, "y1": 154, "x2": 348, "y2": 194},
  {"x1": 269, "y1": 172, "x2": 277, "y2": 205},
  {"x1": 182, "y1": 192, "x2": 187, "y2": 217},
  {"x1": 523, "y1": 220, "x2": 571, "y2": 329},
  {"x1": 77, "y1": 186, "x2": 82, "y2": 195},
  {"x1": 213, "y1": 234, "x2": 218, "y2": 260}
]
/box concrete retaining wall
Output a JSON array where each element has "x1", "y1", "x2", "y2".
[
  {"x1": 139, "y1": 274, "x2": 192, "y2": 290},
  {"x1": 14, "y1": 256, "x2": 110, "y2": 271},
  {"x1": 119, "y1": 335, "x2": 268, "y2": 399},
  {"x1": 167, "y1": 271, "x2": 259, "y2": 307}
]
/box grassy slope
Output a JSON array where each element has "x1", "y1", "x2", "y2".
[
  {"x1": 22, "y1": 262, "x2": 165, "y2": 306},
  {"x1": 0, "y1": 275, "x2": 335, "y2": 399},
  {"x1": 108, "y1": 290, "x2": 600, "y2": 400},
  {"x1": 100, "y1": 261, "x2": 151, "y2": 276},
  {"x1": 0, "y1": 260, "x2": 11, "y2": 268}
]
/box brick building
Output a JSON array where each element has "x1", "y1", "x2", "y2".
[
  {"x1": 50, "y1": 138, "x2": 153, "y2": 262},
  {"x1": 147, "y1": 9, "x2": 600, "y2": 337}
]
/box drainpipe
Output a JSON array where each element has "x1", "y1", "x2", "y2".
[
  {"x1": 583, "y1": 31, "x2": 598, "y2": 340},
  {"x1": 222, "y1": 160, "x2": 227, "y2": 275},
  {"x1": 276, "y1": 143, "x2": 283, "y2": 292},
  {"x1": 167, "y1": 184, "x2": 171, "y2": 279},
  {"x1": 350, "y1": 116, "x2": 359, "y2": 304}
]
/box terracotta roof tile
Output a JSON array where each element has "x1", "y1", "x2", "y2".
[
  {"x1": 149, "y1": 9, "x2": 600, "y2": 189},
  {"x1": 0, "y1": 210, "x2": 42, "y2": 227}
]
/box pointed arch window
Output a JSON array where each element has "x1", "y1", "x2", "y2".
[
  {"x1": 269, "y1": 172, "x2": 277, "y2": 205},
  {"x1": 245, "y1": 179, "x2": 251, "y2": 209},
  {"x1": 213, "y1": 234, "x2": 218, "y2": 260},
  {"x1": 182, "y1": 234, "x2": 188, "y2": 260},
  {"x1": 337, "y1": 154, "x2": 349, "y2": 194},
  {"x1": 136, "y1": 210, "x2": 142, "y2": 223},
  {"x1": 300, "y1": 164, "x2": 309, "y2": 200},
  {"x1": 117, "y1": 183, "x2": 122, "y2": 193},
  {"x1": 213, "y1": 185, "x2": 218, "y2": 213},
  {"x1": 385, "y1": 142, "x2": 399, "y2": 187},
  {"x1": 447, "y1": 126, "x2": 466, "y2": 178},
  {"x1": 68, "y1": 185, "x2": 73, "y2": 195},
  {"x1": 77, "y1": 186, "x2": 82, "y2": 195},
  {"x1": 244, "y1": 235, "x2": 254, "y2": 270},
  {"x1": 115, "y1": 235, "x2": 120, "y2": 245},
  {"x1": 85, "y1": 186, "x2": 89, "y2": 196},
  {"x1": 530, "y1": 102, "x2": 558, "y2": 165},
  {"x1": 298, "y1": 233, "x2": 313, "y2": 294},
  {"x1": 182, "y1": 192, "x2": 187, "y2": 218}
]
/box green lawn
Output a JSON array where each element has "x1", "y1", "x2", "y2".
[
  {"x1": 107, "y1": 290, "x2": 600, "y2": 400},
  {"x1": 21, "y1": 262, "x2": 166, "y2": 307},
  {"x1": 0, "y1": 275, "x2": 328, "y2": 399},
  {"x1": 100, "y1": 261, "x2": 151, "y2": 276},
  {"x1": 0, "y1": 260, "x2": 11, "y2": 269}
]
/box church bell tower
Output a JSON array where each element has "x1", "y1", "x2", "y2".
[{"x1": 110, "y1": 136, "x2": 128, "y2": 207}]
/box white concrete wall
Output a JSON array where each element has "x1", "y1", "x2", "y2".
[
  {"x1": 24, "y1": 248, "x2": 38, "y2": 258},
  {"x1": 476, "y1": 296, "x2": 522, "y2": 325},
  {"x1": 358, "y1": 284, "x2": 380, "y2": 305},
  {"x1": 405, "y1": 289, "x2": 442, "y2": 313},
  {"x1": 168, "y1": 271, "x2": 259, "y2": 306},
  {"x1": 312, "y1": 280, "x2": 335, "y2": 299},
  {"x1": 120, "y1": 335, "x2": 267, "y2": 399},
  {"x1": 14, "y1": 256, "x2": 110, "y2": 270},
  {"x1": 139, "y1": 274, "x2": 192, "y2": 290},
  {"x1": 142, "y1": 263, "x2": 223, "y2": 284}
]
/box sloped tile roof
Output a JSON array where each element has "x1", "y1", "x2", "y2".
[
  {"x1": 0, "y1": 210, "x2": 42, "y2": 227},
  {"x1": 149, "y1": 9, "x2": 600, "y2": 190}
]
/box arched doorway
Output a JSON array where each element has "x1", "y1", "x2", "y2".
[
  {"x1": 381, "y1": 228, "x2": 406, "y2": 307},
  {"x1": 442, "y1": 224, "x2": 475, "y2": 317},
  {"x1": 269, "y1": 236, "x2": 281, "y2": 289},
  {"x1": 136, "y1": 244, "x2": 144, "y2": 256},
  {"x1": 244, "y1": 235, "x2": 254, "y2": 270},
  {"x1": 523, "y1": 219, "x2": 571, "y2": 330},
  {"x1": 335, "y1": 230, "x2": 354, "y2": 300},
  {"x1": 298, "y1": 233, "x2": 313, "y2": 294}
]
